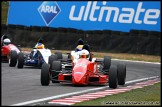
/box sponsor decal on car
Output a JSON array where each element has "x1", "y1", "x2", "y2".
[{"x1": 74, "y1": 71, "x2": 83, "y2": 74}]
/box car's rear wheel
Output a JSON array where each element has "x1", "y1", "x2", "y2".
[
  {"x1": 17, "y1": 52, "x2": 24, "y2": 68},
  {"x1": 9, "y1": 50, "x2": 18, "y2": 67},
  {"x1": 109, "y1": 66, "x2": 118, "y2": 89},
  {"x1": 103, "y1": 56, "x2": 111, "y2": 74},
  {"x1": 51, "y1": 61, "x2": 61, "y2": 83},
  {"x1": 41, "y1": 63, "x2": 50, "y2": 86},
  {"x1": 117, "y1": 64, "x2": 126, "y2": 85},
  {"x1": 48, "y1": 55, "x2": 58, "y2": 67}
]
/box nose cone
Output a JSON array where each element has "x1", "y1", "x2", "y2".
[
  {"x1": 72, "y1": 58, "x2": 90, "y2": 85},
  {"x1": 72, "y1": 62, "x2": 88, "y2": 84}
]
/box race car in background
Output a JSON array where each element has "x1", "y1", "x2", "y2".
[
  {"x1": 41, "y1": 46, "x2": 126, "y2": 89},
  {"x1": 1, "y1": 34, "x2": 21, "y2": 67},
  {"x1": 15, "y1": 48, "x2": 52, "y2": 68}
]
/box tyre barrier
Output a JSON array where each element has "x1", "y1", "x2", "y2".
[
  {"x1": 103, "y1": 30, "x2": 112, "y2": 35},
  {"x1": 31, "y1": 26, "x2": 41, "y2": 32},
  {"x1": 130, "y1": 29, "x2": 139, "y2": 35},
  {"x1": 85, "y1": 30, "x2": 94, "y2": 35},
  {"x1": 138, "y1": 30, "x2": 148, "y2": 36},
  {"x1": 1, "y1": 25, "x2": 160, "y2": 56},
  {"x1": 148, "y1": 31, "x2": 161, "y2": 38},
  {"x1": 2, "y1": 24, "x2": 8, "y2": 30},
  {"x1": 16, "y1": 25, "x2": 25, "y2": 30},
  {"x1": 67, "y1": 28, "x2": 77, "y2": 33},
  {"x1": 148, "y1": 31, "x2": 160, "y2": 36},
  {"x1": 7, "y1": 24, "x2": 17, "y2": 29},
  {"x1": 138, "y1": 34, "x2": 148, "y2": 37},
  {"x1": 136, "y1": 37, "x2": 150, "y2": 54},
  {"x1": 41, "y1": 26, "x2": 49, "y2": 32},
  {"x1": 49, "y1": 27, "x2": 57, "y2": 32},
  {"x1": 77, "y1": 30, "x2": 84, "y2": 34},
  {"x1": 24, "y1": 26, "x2": 31, "y2": 31},
  {"x1": 111, "y1": 31, "x2": 121, "y2": 35},
  {"x1": 120, "y1": 32, "x2": 130, "y2": 36},
  {"x1": 129, "y1": 29, "x2": 140, "y2": 37},
  {"x1": 57, "y1": 27, "x2": 67, "y2": 33},
  {"x1": 94, "y1": 30, "x2": 103, "y2": 35}
]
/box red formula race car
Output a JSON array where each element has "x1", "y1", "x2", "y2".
[
  {"x1": 41, "y1": 49, "x2": 126, "y2": 89},
  {"x1": 1, "y1": 34, "x2": 21, "y2": 67}
]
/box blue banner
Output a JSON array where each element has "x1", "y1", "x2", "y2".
[{"x1": 8, "y1": 1, "x2": 160, "y2": 32}]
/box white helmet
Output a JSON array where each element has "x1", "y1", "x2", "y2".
[
  {"x1": 79, "y1": 49, "x2": 90, "y2": 60},
  {"x1": 3, "y1": 38, "x2": 11, "y2": 45}
]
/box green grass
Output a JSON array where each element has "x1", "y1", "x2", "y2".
[
  {"x1": 1, "y1": 1, "x2": 9, "y2": 24},
  {"x1": 74, "y1": 83, "x2": 161, "y2": 106},
  {"x1": 21, "y1": 48, "x2": 161, "y2": 63}
]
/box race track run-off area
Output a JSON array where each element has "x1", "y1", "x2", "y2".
[
  {"x1": 1, "y1": 59, "x2": 161, "y2": 106},
  {"x1": 47, "y1": 78, "x2": 160, "y2": 105}
]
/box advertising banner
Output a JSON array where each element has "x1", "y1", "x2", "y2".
[{"x1": 8, "y1": 1, "x2": 160, "y2": 32}]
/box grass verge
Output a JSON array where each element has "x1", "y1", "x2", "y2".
[
  {"x1": 1, "y1": 1, "x2": 9, "y2": 24},
  {"x1": 21, "y1": 48, "x2": 160, "y2": 63},
  {"x1": 74, "y1": 82, "x2": 161, "y2": 106}
]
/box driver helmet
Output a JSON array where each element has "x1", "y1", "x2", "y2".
[
  {"x1": 79, "y1": 49, "x2": 90, "y2": 59},
  {"x1": 77, "y1": 38, "x2": 84, "y2": 45},
  {"x1": 3, "y1": 38, "x2": 11, "y2": 45},
  {"x1": 76, "y1": 45, "x2": 83, "y2": 52},
  {"x1": 38, "y1": 39, "x2": 43, "y2": 44},
  {"x1": 37, "y1": 43, "x2": 44, "y2": 49}
]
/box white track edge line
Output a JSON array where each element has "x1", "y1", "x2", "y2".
[{"x1": 112, "y1": 59, "x2": 160, "y2": 64}]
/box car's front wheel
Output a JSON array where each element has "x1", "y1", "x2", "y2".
[
  {"x1": 109, "y1": 66, "x2": 118, "y2": 89},
  {"x1": 117, "y1": 64, "x2": 126, "y2": 85},
  {"x1": 41, "y1": 63, "x2": 50, "y2": 86}
]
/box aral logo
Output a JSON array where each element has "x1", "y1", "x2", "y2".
[{"x1": 38, "y1": 1, "x2": 61, "y2": 26}]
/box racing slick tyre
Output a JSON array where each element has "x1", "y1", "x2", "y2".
[
  {"x1": 51, "y1": 61, "x2": 61, "y2": 83},
  {"x1": 48, "y1": 55, "x2": 58, "y2": 68},
  {"x1": 17, "y1": 52, "x2": 24, "y2": 68},
  {"x1": 117, "y1": 64, "x2": 126, "y2": 85},
  {"x1": 109, "y1": 66, "x2": 118, "y2": 89},
  {"x1": 55, "y1": 52, "x2": 63, "y2": 59},
  {"x1": 9, "y1": 50, "x2": 18, "y2": 67},
  {"x1": 41, "y1": 63, "x2": 50, "y2": 86},
  {"x1": 103, "y1": 56, "x2": 111, "y2": 74}
]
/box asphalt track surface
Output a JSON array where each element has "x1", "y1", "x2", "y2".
[{"x1": 1, "y1": 59, "x2": 161, "y2": 106}]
